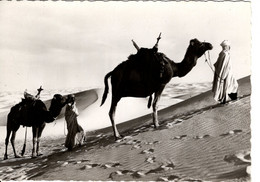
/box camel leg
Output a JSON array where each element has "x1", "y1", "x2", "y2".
[
  {"x1": 36, "y1": 124, "x2": 45, "y2": 156},
  {"x1": 152, "y1": 85, "x2": 165, "y2": 128},
  {"x1": 4, "y1": 129, "x2": 11, "y2": 160},
  {"x1": 109, "y1": 96, "x2": 122, "y2": 140},
  {"x1": 32, "y1": 127, "x2": 38, "y2": 158},
  {"x1": 10, "y1": 131, "x2": 21, "y2": 158}
]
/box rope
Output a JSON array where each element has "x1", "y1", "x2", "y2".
[
  {"x1": 64, "y1": 119, "x2": 67, "y2": 136},
  {"x1": 204, "y1": 51, "x2": 224, "y2": 83},
  {"x1": 25, "y1": 127, "x2": 27, "y2": 142}
]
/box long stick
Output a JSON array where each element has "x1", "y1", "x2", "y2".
[
  {"x1": 131, "y1": 39, "x2": 140, "y2": 51},
  {"x1": 153, "y1": 32, "x2": 162, "y2": 50},
  {"x1": 35, "y1": 86, "x2": 44, "y2": 99},
  {"x1": 21, "y1": 127, "x2": 27, "y2": 156},
  {"x1": 155, "y1": 32, "x2": 162, "y2": 46}
]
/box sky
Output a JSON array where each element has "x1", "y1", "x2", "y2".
[{"x1": 0, "y1": 1, "x2": 251, "y2": 91}]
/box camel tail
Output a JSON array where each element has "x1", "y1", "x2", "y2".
[{"x1": 100, "y1": 71, "x2": 112, "y2": 106}]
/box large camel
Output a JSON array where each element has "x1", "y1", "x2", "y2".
[
  {"x1": 4, "y1": 94, "x2": 68, "y2": 160},
  {"x1": 101, "y1": 38, "x2": 213, "y2": 140}
]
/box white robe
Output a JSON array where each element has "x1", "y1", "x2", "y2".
[
  {"x1": 212, "y1": 50, "x2": 238, "y2": 102},
  {"x1": 65, "y1": 102, "x2": 84, "y2": 150}
]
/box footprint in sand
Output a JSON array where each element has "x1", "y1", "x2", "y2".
[
  {"x1": 80, "y1": 163, "x2": 99, "y2": 170},
  {"x1": 109, "y1": 170, "x2": 145, "y2": 179},
  {"x1": 146, "y1": 156, "x2": 156, "y2": 163},
  {"x1": 146, "y1": 162, "x2": 175, "y2": 174},
  {"x1": 166, "y1": 119, "x2": 184, "y2": 128},
  {"x1": 101, "y1": 164, "x2": 112, "y2": 169},
  {"x1": 166, "y1": 122, "x2": 174, "y2": 128},
  {"x1": 101, "y1": 162, "x2": 121, "y2": 169},
  {"x1": 126, "y1": 139, "x2": 141, "y2": 145},
  {"x1": 144, "y1": 141, "x2": 161, "y2": 145},
  {"x1": 132, "y1": 127, "x2": 147, "y2": 134},
  {"x1": 115, "y1": 136, "x2": 133, "y2": 143},
  {"x1": 174, "y1": 119, "x2": 184, "y2": 124},
  {"x1": 157, "y1": 177, "x2": 169, "y2": 181},
  {"x1": 224, "y1": 150, "x2": 251, "y2": 166},
  {"x1": 120, "y1": 139, "x2": 142, "y2": 150},
  {"x1": 193, "y1": 134, "x2": 210, "y2": 139},
  {"x1": 172, "y1": 135, "x2": 187, "y2": 140},
  {"x1": 131, "y1": 144, "x2": 141, "y2": 149},
  {"x1": 109, "y1": 169, "x2": 134, "y2": 178},
  {"x1": 158, "y1": 175, "x2": 180, "y2": 181},
  {"x1": 220, "y1": 129, "x2": 243, "y2": 136},
  {"x1": 61, "y1": 162, "x2": 69, "y2": 167},
  {"x1": 141, "y1": 148, "x2": 154, "y2": 154},
  {"x1": 75, "y1": 159, "x2": 90, "y2": 164},
  {"x1": 131, "y1": 171, "x2": 146, "y2": 178}
]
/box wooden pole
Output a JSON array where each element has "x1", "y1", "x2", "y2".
[
  {"x1": 153, "y1": 32, "x2": 162, "y2": 50},
  {"x1": 131, "y1": 39, "x2": 140, "y2": 51},
  {"x1": 35, "y1": 86, "x2": 43, "y2": 99}
]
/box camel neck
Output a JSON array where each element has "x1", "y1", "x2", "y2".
[{"x1": 173, "y1": 54, "x2": 198, "y2": 77}]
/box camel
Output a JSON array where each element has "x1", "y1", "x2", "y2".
[
  {"x1": 4, "y1": 94, "x2": 68, "y2": 160},
  {"x1": 101, "y1": 38, "x2": 213, "y2": 140}
]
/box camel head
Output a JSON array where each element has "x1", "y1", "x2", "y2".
[
  {"x1": 49, "y1": 94, "x2": 68, "y2": 118},
  {"x1": 188, "y1": 39, "x2": 213, "y2": 58}
]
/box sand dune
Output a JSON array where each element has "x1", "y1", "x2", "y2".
[
  {"x1": 0, "y1": 81, "x2": 210, "y2": 141},
  {"x1": 0, "y1": 88, "x2": 99, "y2": 126},
  {"x1": 0, "y1": 76, "x2": 251, "y2": 181}
]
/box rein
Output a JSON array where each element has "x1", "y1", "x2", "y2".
[
  {"x1": 204, "y1": 51, "x2": 224, "y2": 82},
  {"x1": 64, "y1": 119, "x2": 67, "y2": 136},
  {"x1": 204, "y1": 51, "x2": 214, "y2": 72}
]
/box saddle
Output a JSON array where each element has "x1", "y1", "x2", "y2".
[
  {"x1": 18, "y1": 86, "x2": 44, "y2": 127},
  {"x1": 128, "y1": 48, "x2": 169, "y2": 78},
  {"x1": 17, "y1": 101, "x2": 34, "y2": 127}
]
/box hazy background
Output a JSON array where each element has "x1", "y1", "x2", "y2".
[{"x1": 0, "y1": 1, "x2": 251, "y2": 92}]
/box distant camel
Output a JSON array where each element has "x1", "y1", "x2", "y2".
[
  {"x1": 101, "y1": 38, "x2": 213, "y2": 140},
  {"x1": 4, "y1": 94, "x2": 68, "y2": 160}
]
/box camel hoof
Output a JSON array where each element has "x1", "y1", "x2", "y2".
[
  {"x1": 154, "y1": 124, "x2": 160, "y2": 128},
  {"x1": 31, "y1": 154, "x2": 37, "y2": 158},
  {"x1": 15, "y1": 154, "x2": 22, "y2": 158},
  {"x1": 4, "y1": 154, "x2": 8, "y2": 160},
  {"x1": 115, "y1": 135, "x2": 124, "y2": 141}
]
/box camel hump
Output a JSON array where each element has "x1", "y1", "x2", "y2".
[
  {"x1": 19, "y1": 100, "x2": 45, "y2": 127},
  {"x1": 129, "y1": 48, "x2": 170, "y2": 78},
  {"x1": 127, "y1": 47, "x2": 161, "y2": 66}
]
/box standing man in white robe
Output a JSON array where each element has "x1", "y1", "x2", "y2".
[
  {"x1": 212, "y1": 40, "x2": 238, "y2": 104},
  {"x1": 65, "y1": 94, "x2": 85, "y2": 150}
]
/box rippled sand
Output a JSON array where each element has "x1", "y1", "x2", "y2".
[{"x1": 0, "y1": 77, "x2": 251, "y2": 181}]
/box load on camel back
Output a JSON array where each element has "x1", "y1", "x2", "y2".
[
  {"x1": 101, "y1": 33, "x2": 213, "y2": 140},
  {"x1": 20, "y1": 86, "x2": 44, "y2": 127},
  {"x1": 127, "y1": 33, "x2": 170, "y2": 88}
]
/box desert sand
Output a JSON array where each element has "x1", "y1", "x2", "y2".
[{"x1": 0, "y1": 76, "x2": 251, "y2": 181}]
